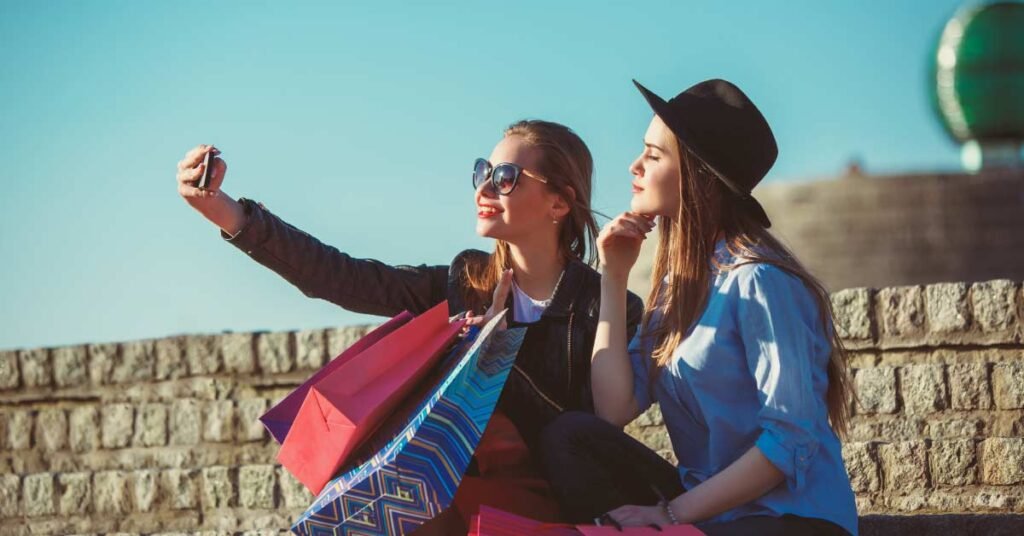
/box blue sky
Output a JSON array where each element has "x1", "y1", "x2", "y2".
[{"x1": 1, "y1": 0, "x2": 967, "y2": 350}]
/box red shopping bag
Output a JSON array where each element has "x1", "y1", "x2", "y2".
[
  {"x1": 453, "y1": 412, "x2": 563, "y2": 527},
  {"x1": 259, "y1": 311, "x2": 414, "y2": 444},
  {"x1": 470, "y1": 505, "x2": 580, "y2": 535},
  {"x1": 470, "y1": 505, "x2": 706, "y2": 536},
  {"x1": 277, "y1": 301, "x2": 466, "y2": 494}
]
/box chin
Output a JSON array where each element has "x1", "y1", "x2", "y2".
[
  {"x1": 630, "y1": 198, "x2": 654, "y2": 216},
  {"x1": 476, "y1": 220, "x2": 503, "y2": 239},
  {"x1": 631, "y1": 196, "x2": 670, "y2": 219}
]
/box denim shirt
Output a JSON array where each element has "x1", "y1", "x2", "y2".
[{"x1": 630, "y1": 240, "x2": 858, "y2": 535}]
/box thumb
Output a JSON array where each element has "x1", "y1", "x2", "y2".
[{"x1": 491, "y1": 268, "x2": 514, "y2": 312}]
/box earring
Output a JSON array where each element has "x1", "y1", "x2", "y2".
[{"x1": 552, "y1": 219, "x2": 558, "y2": 224}]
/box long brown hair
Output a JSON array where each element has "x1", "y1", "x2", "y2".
[
  {"x1": 644, "y1": 136, "x2": 853, "y2": 438},
  {"x1": 462, "y1": 119, "x2": 600, "y2": 314}
]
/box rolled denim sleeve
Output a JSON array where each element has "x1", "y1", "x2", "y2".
[
  {"x1": 629, "y1": 324, "x2": 655, "y2": 414},
  {"x1": 737, "y1": 263, "x2": 826, "y2": 491}
]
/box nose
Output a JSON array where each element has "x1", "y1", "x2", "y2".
[
  {"x1": 475, "y1": 180, "x2": 498, "y2": 204},
  {"x1": 629, "y1": 154, "x2": 644, "y2": 178}
]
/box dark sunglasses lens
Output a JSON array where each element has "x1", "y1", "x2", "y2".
[
  {"x1": 493, "y1": 165, "x2": 518, "y2": 194},
  {"x1": 472, "y1": 159, "x2": 489, "y2": 189}
]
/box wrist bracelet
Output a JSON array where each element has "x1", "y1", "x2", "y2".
[{"x1": 662, "y1": 500, "x2": 681, "y2": 525}]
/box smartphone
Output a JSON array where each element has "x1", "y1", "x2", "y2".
[{"x1": 197, "y1": 150, "x2": 214, "y2": 189}]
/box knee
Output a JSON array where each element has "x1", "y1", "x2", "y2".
[{"x1": 539, "y1": 411, "x2": 606, "y2": 463}]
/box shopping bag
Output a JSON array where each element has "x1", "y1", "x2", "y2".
[
  {"x1": 278, "y1": 301, "x2": 466, "y2": 494},
  {"x1": 260, "y1": 311, "x2": 414, "y2": 444},
  {"x1": 470, "y1": 505, "x2": 706, "y2": 536},
  {"x1": 292, "y1": 311, "x2": 524, "y2": 535}
]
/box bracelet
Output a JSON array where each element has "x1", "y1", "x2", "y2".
[{"x1": 662, "y1": 500, "x2": 681, "y2": 525}]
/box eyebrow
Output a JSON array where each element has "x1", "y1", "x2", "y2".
[{"x1": 644, "y1": 142, "x2": 666, "y2": 153}]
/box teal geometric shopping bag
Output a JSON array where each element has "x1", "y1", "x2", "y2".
[{"x1": 292, "y1": 311, "x2": 523, "y2": 535}]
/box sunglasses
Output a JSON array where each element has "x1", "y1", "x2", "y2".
[{"x1": 472, "y1": 158, "x2": 549, "y2": 195}]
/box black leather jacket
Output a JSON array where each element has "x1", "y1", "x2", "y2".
[{"x1": 222, "y1": 197, "x2": 645, "y2": 445}]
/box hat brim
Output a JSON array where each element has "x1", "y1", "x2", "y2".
[{"x1": 631, "y1": 79, "x2": 772, "y2": 229}]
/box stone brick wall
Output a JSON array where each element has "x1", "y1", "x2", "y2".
[
  {"x1": 1, "y1": 278, "x2": 1022, "y2": 535},
  {"x1": 627, "y1": 279, "x2": 1024, "y2": 521},
  {"x1": 0, "y1": 325, "x2": 379, "y2": 536}
]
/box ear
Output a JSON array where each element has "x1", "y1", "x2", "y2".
[{"x1": 550, "y1": 185, "x2": 575, "y2": 219}]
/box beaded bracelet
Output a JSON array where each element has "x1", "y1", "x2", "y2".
[{"x1": 662, "y1": 499, "x2": 681, "y2": 525}]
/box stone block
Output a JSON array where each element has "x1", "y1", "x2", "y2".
[
  {"x1": 930, "y1": 439, "x2": 976, "y2": 486},
  {"x1": 831, "y1": 288, "x2": 874, "y2": 341},
  {"x1": 18, "y1": 347, "x2": 51, "y2": 387},
  {"x1": 877, "y1": 286, "x2": 924, "y2": 339},
  {"x1": 238, "y1": 465, "x2": 276, "y2": 509},
  {"x1": 971, "y1": 279, "x2": 1019, "y2": 333},
  {"x1": 88, "y1": 342, "x2": 118, "y2": 385},
  {"x1": 993, "y1": 361, "x2": 1024, "y2": 409},
  {"x1": 878, "y1": 441, "x2": 928, "y2": 490},
  {"x1": 69, "y1": 406, "x2": 100, "y2": 453},
  {"x1": 170, "y1": 399, "x2": 201, "y2": 445},
  {"x1": 949, "y1": 362, "x2": 992, "y2": 410},
  {"x1": 0, "y1": 474, "x2": 20, "y2": 517},
  {"x1": 93, "y1": 471, "x2": 128, "y2": 514},
  {"x1": 854, "y1": 367, "x2": 897, "y2": 414},
  {"x1": 222, "y1": 332, "x2": 256, "y2": 374},
  {"x1": 184, "y1": 334, "x2": 222, "y2": 375},
  {"x1": 899, "y1": 364, "x2": 947, "y2": 414},
  {"x1": 7, "y1": 409, "x2": 33, "y2": 450},
  {"x1": 161, "y1": 469, "x2": 197, "y2": 510},
  {"x1": 277, "y1": 467, "x2": 311, "y2": 509},
  {"x1": 53, "y1": 345, "x2": 88, "y2": 387},
  {"x1": 295, "y1": 328, "x2": 327, "y2": 370},
  {"x1": 132, "y1": 470, "x2": 159, "y2": 513},
  {"x1": 23, "y1": 473, "x2": 55, "y2": 517},
  {"x1": 257, "y1": 332, "x2": 292, "y2": 374},
  {"x1": 201, "y1": 466, "x2": 235, "y2": 509},
  {"x1": 980, "y1": 438, "x2": 1024, "y2": 485},
  {"x1": 115, "y1": 339, "x2": 156, "y2": 383},
  {"x1": 203, "y1": 401, "x2": 235, "y2": 442},
  {"x1": 841, "y1": 442, "x2": 879, "y2": 492},
  {"x1": 101, "y1": 404, "x2": 133, "y2": 449},
  {"x1": 132, "y1": 403, "x2": 167, "y2": 447},
  {"x1": 237, "y1": 398, "x2": 269, "y2": 442},
  {"x1": 34, "y1": 407, "x2": 67, "y2": 452},
  {"x1": 57, "y1": 472, "x2": 92, "y2": 515},
  {"x1": 924, "y1": 282, "x2": 971, "y2": 334},
  {"x1": 0, "y1": 349, "x2": 19, "y2": 389},
  {"x1": 155, "y1": 336, "x2": 187, "y2": 380}
]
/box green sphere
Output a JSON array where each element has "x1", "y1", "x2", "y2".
[{"x1": 932, "y1": 1, "x2": 1024, "y2": 143}]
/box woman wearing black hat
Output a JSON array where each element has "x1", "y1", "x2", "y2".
[
  {"x1": 174, "y1": 120, "x2": 645, "y2": 532},
  {"x1": 540, "y1": 80, "x2": 858, "y2": 535}
]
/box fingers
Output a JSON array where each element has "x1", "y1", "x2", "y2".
[
  {"x1": 463, "y1": 315, "x2": 486, "y2": 327},
  {"x1": 177, "y1": 163, "x2": 204, "y2": 185},
  {"x1": 177, "y1": 144, "x2": 220, "y2": 172},
  {"x1": 621, "y1": 212, "x2": 656, "y2": 232},
  {"x1": 178, "y1": 182, "x2": 219, "y2": 199},
  {"x1": 600, "y1": 212, "x2": 655, "y2": 241}
]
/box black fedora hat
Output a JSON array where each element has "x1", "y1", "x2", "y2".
[{"x1": 633, "y1": 78, "x2": 777, "y2": 228}]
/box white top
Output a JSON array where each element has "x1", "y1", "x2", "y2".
[{"x1": 510, "y1": 278, "x2": 553, "y2": 323}]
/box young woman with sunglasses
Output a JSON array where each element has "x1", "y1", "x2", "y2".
[
  {"x1": 174, "y1": 120, "x2": 645, "y2": 531},
  {"x1": 540, "y1": 80, "x2": 858, "y2": 535}
]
